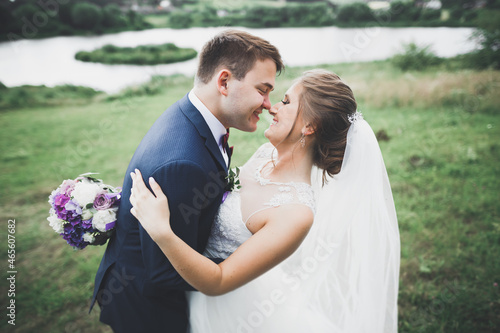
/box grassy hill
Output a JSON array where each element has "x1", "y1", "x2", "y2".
[{"x1": 0, "y1": 60, "x2": 499, "y2": 332}]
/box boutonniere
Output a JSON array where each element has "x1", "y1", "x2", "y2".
[{"x1": 222, "y1": 167, "x2": 241, "y2": 203}]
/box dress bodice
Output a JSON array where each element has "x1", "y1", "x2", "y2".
[
  {"x1": 203, "y1": 143, "x2": 315, "y2": 259},
  {"x1": 203, "y1": 191, "x2": 251, "y2": 259}
]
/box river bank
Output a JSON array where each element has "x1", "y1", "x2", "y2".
[{"x1": 0, "y1": 26, "x2": 477, "y2": 93}]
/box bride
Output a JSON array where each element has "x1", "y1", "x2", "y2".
[{"x1": 129, "y1": 69, "x2": 400, "y2": 332}]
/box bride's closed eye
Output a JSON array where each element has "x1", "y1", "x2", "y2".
[{"x1": 281, "y1": 98, "x2": 290, "y2": 105}]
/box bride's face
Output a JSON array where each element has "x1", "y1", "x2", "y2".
[{"x1": 264, "y1": 83, "x2": 304, "y2": 146}]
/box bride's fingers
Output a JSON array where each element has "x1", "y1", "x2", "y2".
[
  {"x1": 129, "y1": 189, "x2": 136, "y2": 207},
  {"x1": 149, "y1": 177, "x2": 167, "y2": 202},
  {"x1": 134, "y1": 169, "x2": 145, "y2": 189},
  {"x1": 130, "y1": 172, "x2": 138, "y2": 193},
  {"x1": 130, "y1": 207, "x2": 137, "y2": 218},
  {"x1": 131, "y1": 169, "x2": 148, "y2": 196}
]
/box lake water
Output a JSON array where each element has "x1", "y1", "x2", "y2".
[{"x1": 0, "y1": 26, "x2": 477, "y2": 93}]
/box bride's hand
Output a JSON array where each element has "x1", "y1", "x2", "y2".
[{"x1": 129, "y1": 169, "x2": 172, "y2": 242}]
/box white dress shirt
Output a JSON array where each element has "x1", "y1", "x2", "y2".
[{"x1": 188, "y1": 90, "x2": 229, "y2": 166}]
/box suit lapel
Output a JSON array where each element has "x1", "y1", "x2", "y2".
[
  {"x1": 179, "y1": 94, "x2": 228, "y2": 173},
  {"x1": 226, "y1": 144, "x2": 233, "y2": 168}
]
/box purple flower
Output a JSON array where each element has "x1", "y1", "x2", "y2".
[
  {"x1": 106, "y1": 191, "x2": 121, "y2": 205},
  {"x1": 65, "y1": 200, "x2": 82, "y2": 215},
  {"x1": 54, "y1": 193, "x2": 70, "y2": 210},
  {"x1": 105, "y1": 221, "x2": 116, "y2": 231},
  {"x1": 53, "y1": 194, "x2": 71, "y2": 220},
  {"x1": 82, "y1": 219, "x2": 93, "y2": 229},
  {"x1": 48, "y1": 189, "x2": 58, "y2": 206},
  {"x1": 62, "y1": 226, "x2": 87, "y2": 249},
  {"x1": 222, "y1": 191, "x2": 230, "y2": 203},
  {"x1": 94, "y1": 191, "x2": 120, "y2": 210},
  {"x1": 61, "y1": 199, "x2": 83, "y2": 225},
  {"x1": 63, "y1": 223, "x2": 74, "y2": 233},
  {"x1": 60, "y1": 179, "x2": 76, "y2": 196}
]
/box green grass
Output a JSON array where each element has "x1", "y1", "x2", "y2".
[
  {"x1": 0, "y1": 84, "x2": 102, "y2": 110},
  {"x1": 143, "y1": 14, "x2": 170, "y2": 28},
  {"x1": 0, "y1": 61, "x2": 499, "y2": 332}
]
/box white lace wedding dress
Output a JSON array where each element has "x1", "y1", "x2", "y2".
[
  {"x1": 187, "y1": 117, "x2": 400, "y2": 332},
  {"x1": 187, "y1": 143, "x2": 322, "y2": 333}
]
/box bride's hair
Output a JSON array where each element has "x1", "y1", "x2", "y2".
[{"x1": 298, "y1": 70, "x2": 357, "y2": 182}]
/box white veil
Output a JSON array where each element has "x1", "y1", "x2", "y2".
[{"x1": 283, "y1": 115, "x2": 400, "y2": 332}]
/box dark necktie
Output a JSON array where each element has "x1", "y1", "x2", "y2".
[{"x1": 220, "y1": 129, "x2": 233, "y2": 157}]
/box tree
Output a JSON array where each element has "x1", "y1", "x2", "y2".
[
  {"x1": 169, "y1": 11, "x2": 193, "y2": 28},
  {"x1": 389, "y1": 1, "x2": 422, "y2": 21},
  {"x1": 171, "y1": 0, "x2": 198, "y2": 7},
  {"x1": 441, "y1": 0, "x2": 477, "y2": 9},
  {"x1": 71, "y1": 2, "x2": 103, "y2": 30},
  {"x1": 11, "y1": 3, "x2": 39, "y2": 20},
  {"x1": 466, "y1": 10, "x2": 500, "y2": 69},
  {"x1": 337, "y1": 3, "x2": 373, "y2": 24},
  {"x1": 102, "y1": 4, "x2": 126, "y2": 28},
  {"x1": 0, "y1": 2, "x2": 19, "y2": 34},
  {"x1": 485, "y1": 0, "x2": 500, "y2": 8}
]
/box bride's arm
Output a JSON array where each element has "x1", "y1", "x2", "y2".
[{"x1": 129, "y1": 169, "x2": 313, "y2": 296}]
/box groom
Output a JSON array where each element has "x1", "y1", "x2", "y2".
[{"x1": 90, "y1": 30, "x2": 283, "y2": 332}]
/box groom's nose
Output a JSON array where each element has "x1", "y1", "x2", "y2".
[{"x1": 262, "y1": 94, "x2": 271, "y2": 110}]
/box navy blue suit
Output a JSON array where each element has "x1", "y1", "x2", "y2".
[{"x1": 90, "y1": 94, "x2": 228, "y2": 332}]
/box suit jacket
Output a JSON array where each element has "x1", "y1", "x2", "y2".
[{"x1": 90, "y1": 94, "x2": 229, "y2": 332}]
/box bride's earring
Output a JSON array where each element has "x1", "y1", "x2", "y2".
[{"x1": 299, "y1": 134, "x2": 306, "y2": 148}]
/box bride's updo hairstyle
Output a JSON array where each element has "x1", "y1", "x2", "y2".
[{"x1": 298, "y1": 70, "x2": 357, "y2": 182}]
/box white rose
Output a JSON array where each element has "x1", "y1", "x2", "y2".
[
  {"x1": 81, "y1": 208, "x2": 94, "y2": 221},
  {"x1": 71, "y1": 181, "x2": 101, "y2": 207},
  {"x1": 92, "y1": 209, "x2": 117, "y2": 232},
  {"x1": 47, "y1": 214, "x2": 64, "y2": 234},
  {"x1": 83, "y1": 233, "x2": 95, "y2": 244}
]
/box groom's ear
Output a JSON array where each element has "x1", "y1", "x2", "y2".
[{"x1": 216, "y1": 69, "x2": 231, "y2": 96}]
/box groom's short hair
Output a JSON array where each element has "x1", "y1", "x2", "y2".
[{"x1": 196, "y1": 30, "x2": 284, "y2": 84}]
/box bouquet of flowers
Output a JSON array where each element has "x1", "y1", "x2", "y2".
[{"x1": 47, "y1": 173, "x2": 121, "y2": 250}]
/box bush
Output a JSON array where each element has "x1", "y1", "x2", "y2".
[
  {"x1": 391, "y1": 43, "x2": 443, "y2": 71},
  {"x1": 58, "y1": 1, "x2": 77, "y2": 26},
  {"x1": 0, "y1": 3, "x2": 16, "y2": 32},
  {"x1": 75, "y1": 51, "x2": 92, "y2": 62},
  {"x1": 102, "y1": 4, "x2": 126, "y2": 28},
  {"x1": 71, "y1": 2, "x2": 103, "y2": 30},
  {"x1": 460, "y1": 10, "x2": 500, "y2": 69},
  {"x1": 420, "y1": 9, "x2": 441, "y2": 21},
  {"x1": 12, "y1": 3, "x2": 39, "y2": 20},
  {"x1": 449, "y1": 5, "x2": 465, "y2": 21},
  {"x1": 390, "y1": 1, "x2": 422, "y2": 22},
  {"x1": 337, "y1": 3, "x2": 374, "y2": 24},
  {"x1": 169, "y1": 10, "x2": 193, "y2": 29},
  {"x1": 288, "y1": 3, "x2": 335, "y2": 27},
  {"x1": 102, "y1": 44, "x2": 119, "y2": 53}
]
